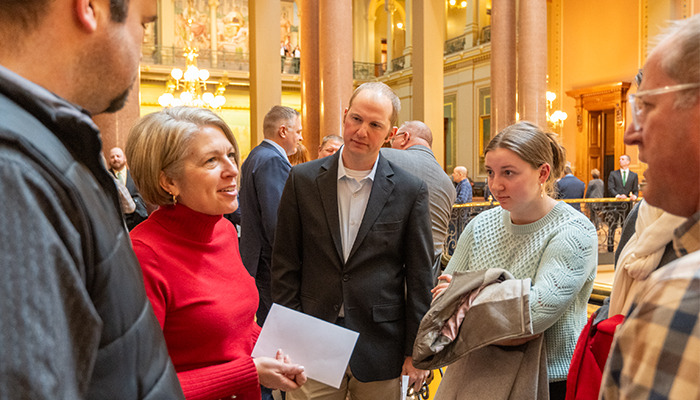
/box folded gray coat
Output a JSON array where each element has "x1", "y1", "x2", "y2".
[{"x1": 412, "y1": 268, "x2": 549, "y2": 400}]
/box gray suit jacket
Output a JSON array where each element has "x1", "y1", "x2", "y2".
[
  {"x1": 271, "y1": 151, "x2": 434, "y2": 382},
  {"x1": 381, "y1": 146, "x2": 456, "y2": 259}
]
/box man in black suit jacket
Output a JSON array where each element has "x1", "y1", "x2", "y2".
[
  {"x1": 606, "y1": 154, "x2": 639, "y2": 251},
  {"x1": 109, "y1": 147, "x2": 148, "y2": 230},
  {"x1": 555, "y1": 166, "x2": 586, "y2": 211},
  {"x1": 239, "y1": 106, "x2": 302, "y2": 326},
  {"x1": 272, "y1": 83, "x2": 433, "y2": 400},
  {"x1": 608, "y1": 155, "x2": 639, "y2": 199}
]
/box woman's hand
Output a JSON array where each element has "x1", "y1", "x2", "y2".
[
  {"x1": 430, "y1": 274, "x2": 453, "y2": 299},
  {"x1": 254, "y1": 350, "x2": 307, "y2": 391}
]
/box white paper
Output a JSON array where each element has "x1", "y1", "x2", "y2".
[
  {"x1": 401, "y1": 375, "x2": 409, "y2": 400},
  {"x1": 252, "y1": 303, "x2": 360, "y2": 389}
]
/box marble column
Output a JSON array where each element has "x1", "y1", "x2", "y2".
[
  {"x1": 386, "y1": 4, "x2": 393, "y2": 73},
  {"x1": 209, "y1": 0, "x2": 218, "y2": 67},
  {"x1": 413, "y1": 0, "x2": 445, "y2": 163},
  {"x1": 249, "y1": 0, "x2": 281, "y2": 146},
  {"x1": 518, "y1": 0, "x2": 547, "y2": 127},
  {"x1": 319, "y1": 0, "x2": 353, "y2": 145},
  {"x1": 402, "y1": 0, "x2": 412, "y2": 67},
  {"x1": 300, "y1": 0, "x2": 321, "y2": 156},
  {"x1": 94, "y1": 75, "x2": 141, "y2": 156},
  {"x1": 464, "y1": 0, "x2": 478, "y2": 47},
  {"x1": 490, "y1": 0, "x2": 516, "y2": 136}
]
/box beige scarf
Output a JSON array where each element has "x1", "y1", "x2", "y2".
[{"x1": 609, "y1": 200, "x2": 685, "y2": 316}]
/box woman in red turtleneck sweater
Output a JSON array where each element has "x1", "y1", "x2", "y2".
[{"x1": 126, "y1": 107, "x2": 305, "y2": 400}]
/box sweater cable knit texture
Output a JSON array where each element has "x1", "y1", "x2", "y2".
[{"x1": 444, "y1": 202, "x2": 598, "y2": 381}]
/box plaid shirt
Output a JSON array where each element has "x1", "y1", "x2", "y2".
[{"x1": 600, "y1": 212, "x2": 700, "y2": 399}]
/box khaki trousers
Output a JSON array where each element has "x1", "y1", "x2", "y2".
[{"x1": 286, "y1": 366, "x2": 401, "y2": 400}]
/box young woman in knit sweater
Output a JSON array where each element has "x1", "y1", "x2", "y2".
[
  {"x1": 432, "y1": 121, "x2": 598, "y2": 400},
  {"x1": 126, "y1": 107, "x2": 306, "y2": 400}
]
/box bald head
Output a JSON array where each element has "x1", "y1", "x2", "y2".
[
  {"x1": 391, "y1": 120, "x2": 433, "y2": 150},
  {"x1": 452, "y1": 166, "x2": 467, "y2": 183}
]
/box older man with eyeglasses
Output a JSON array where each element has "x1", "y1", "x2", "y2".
[{"x1": 599, "y1": 14, "x2": 700, "y2": 400}]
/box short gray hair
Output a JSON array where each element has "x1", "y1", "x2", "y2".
[
  {"x1": 655, "y1": 14, "x2": 700, "y2": 107},
  {"x1": 399, "y1": 121, "x2": 433, "y2": 147},
  {"x1": 263, "y1": 106, "x2": 300, "y2": 139}
]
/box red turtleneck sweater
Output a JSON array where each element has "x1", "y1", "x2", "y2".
[{"x1": 131, "y1": 204, "x2": 261, "y2": 400}]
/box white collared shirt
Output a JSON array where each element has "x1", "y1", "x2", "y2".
[
  {"x1": 337, "y1": 148, "x2": 379, "y2": 262},
  {"x1": 263, "y1": 138, "x2": 290, "y2": 162}
]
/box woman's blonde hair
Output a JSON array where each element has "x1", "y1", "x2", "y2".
[
  {"x1": 125, "y1": 106, "x2": 240, "y2": 206},
  {"x1": 484, "y1": 121, "x2": 565, "y2": 197}
]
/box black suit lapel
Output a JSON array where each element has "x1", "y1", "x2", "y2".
[
  {"x1": 347, "y1": 155, "x2": 394, "y2": 261},
  {"x1": 317, "y1": 154, "x2": 344, "y2": 262}
]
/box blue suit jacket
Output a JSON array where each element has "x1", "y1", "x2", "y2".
[
  {"x1": 271, "y1": 152, "x2": 434, "y2": 382},
  {"x1": 556, "y1": 174, "x2": 586, "y2": 211},
  {"x1": 239, "y1": 141, "x2": 291, "y2": 322}
]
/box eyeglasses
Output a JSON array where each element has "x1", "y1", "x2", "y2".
[
  {"x1": 628, "y1": 82, "x2": 700, "y2": 130},
  {"x1": 390, "y1": 131, "x2": 407, "y2": 144}
]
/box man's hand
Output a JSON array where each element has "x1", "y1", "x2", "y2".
[{"x1": 401, "y1": 356, "x2": 430, "y2": 393}]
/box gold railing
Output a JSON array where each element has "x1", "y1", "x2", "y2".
[{"x1": 446, "y1": 198, "x2": 638, "y2": 257}]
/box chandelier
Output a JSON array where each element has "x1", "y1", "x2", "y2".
[
  {"x1": 546, "y1": 91, "x2": 567, "y2": 129},
  {"x1": 158, "y1": 0, "x2": 226, "y2": 109},
  {"x1": 448, "y1": 0, "x2": 468, "y2": 8}
]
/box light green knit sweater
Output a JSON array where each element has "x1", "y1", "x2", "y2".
[{"x1": 444, "y1": 202, "x2": 598, "y2": 381}]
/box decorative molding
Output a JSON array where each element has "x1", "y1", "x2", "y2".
[{"x1": 566, "y1": 82, "x2": 632, "y2": 133}]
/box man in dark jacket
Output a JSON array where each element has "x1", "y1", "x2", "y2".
[
  {"x1": 555, "y1": 166, "x2": 586, "y2": 211},
  {"x1": 0, "y1": 1, "x2": 184, "y2": 399},
  {"x1": 109, "y1": 147, "x2": 149, "y2": 230}
]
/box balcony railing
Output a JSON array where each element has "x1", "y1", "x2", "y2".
[
  {"x1": 391, "y1": 55, "x2": 408, "y2": 72},
  {"x1": 444, "y1": 34, "x2": 467, "y2": 55},
  {"x1": 141, "y1": 44, "x2": 250, "y2": 71},
  {"x1": 480, "y1": 25, "x2": 491, "y2": 44},
  {"x1": 353, "y1": 61, "x2": 386, "y2": 80},
  {"x1": 445, "y1": 198, "x2": 638, "y2": 259}
]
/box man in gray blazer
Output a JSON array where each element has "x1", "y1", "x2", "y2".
[
  {"x1": 382, "y1": 120, "x2": 456, "y2": 280},
  {"x1": 272, "y1": 83, "x2": 433, "y2": 400}
]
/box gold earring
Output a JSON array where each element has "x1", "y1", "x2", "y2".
[
  {"x1": 170, "y1": 192, "x2": 177, "y2": 205},
  {"x1": 540, "y1": 183, "x2": 544, "y2": 198}
]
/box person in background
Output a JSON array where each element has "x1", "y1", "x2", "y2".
[
  {"x1": 432, "y1": 121, "x2": 598, "y2": 400},
  {"x1": 318, "y1": 134, "x2": 344, "y2": 158},
  {"x1": 600, "y1": 14, "x2": 700, "y2": 399},
  {"x1": 607, "y1": 155, "x2": 638, "y2": 200},
  {"x1": 289, "y1": 142, "x2": 310, "y2": 165},
  {"x1": 555, "y1": 166, "x2": 585, "y2": 211},
  {"x1": 126, "y1": 107, "x2": 306, "y2": 400},
  {"x1": 382, "y1": 120, "x2": 456, "y2": 282},
  {"x1": 585, "y1": 168, "x2": 604, "y2": 199},
  {"x1": 240, "y1": 106, "x2": 302, "y2": 329},
  {"x1": 0, "y1": 0, "x2": 184, "y2": 398},
  {"x1": 108, "y1": 147, "x2": 149, "y2": 229},
  {"x1": 452, "y1": 166, "x2": 473, "y2": 204}
]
